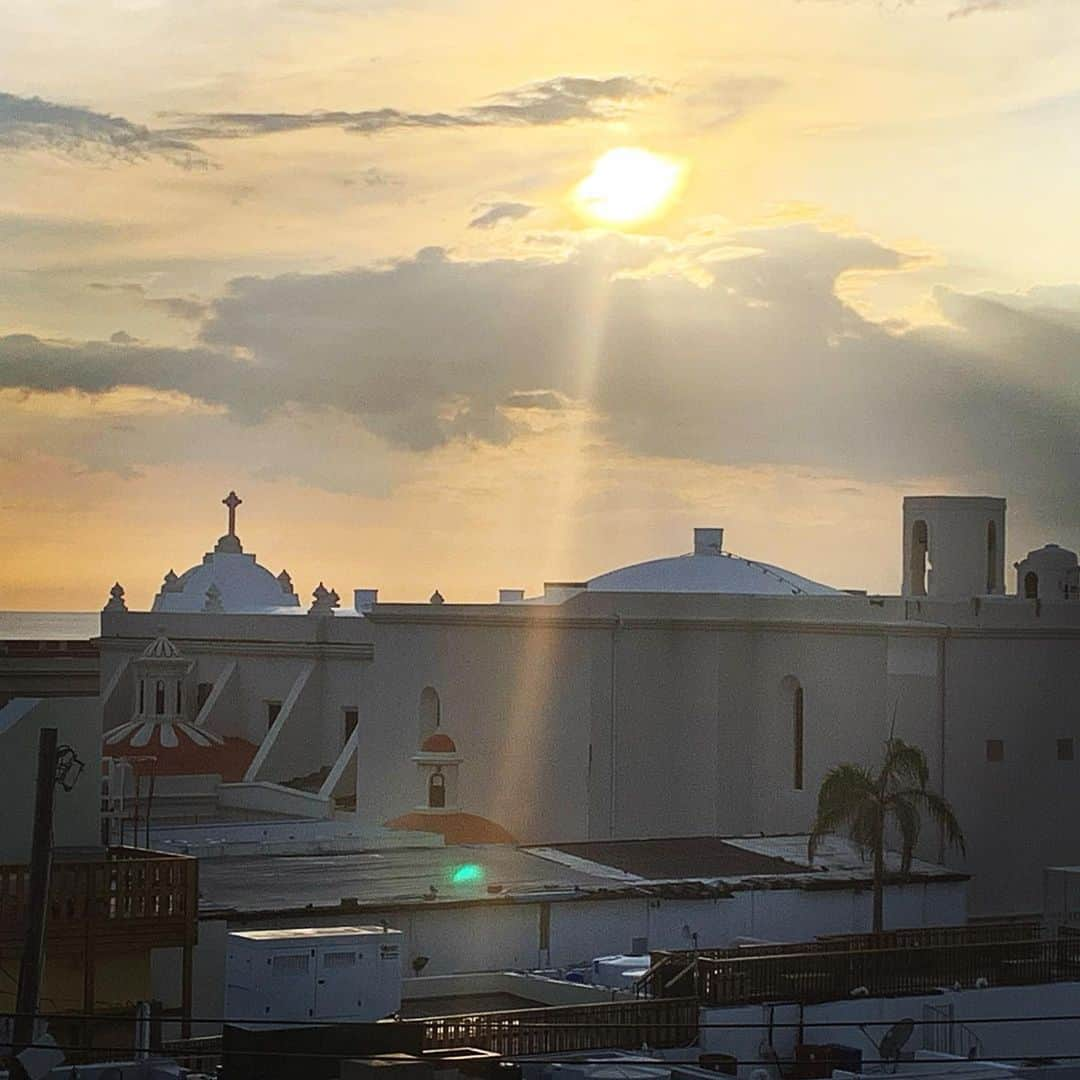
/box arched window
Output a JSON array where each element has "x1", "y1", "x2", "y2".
[
  {"x1": 910, "y1": 520, "x2": 929, "y2": 597},
  {"x1": 986, "y1": 521, "x2": 998, "y2": 593},
  {"x1": 419, "y1": 686, "x2": 441, "y2": 738},
  {"x1": 793, "y1": 686, "x2": 805, "y2": 791},
  {"x1": 781, "y1": 676, "x2": 804, "y2": 791},
  {"x1": 428, "y1": 771, "x2": 446, "y2": 808},
  {"x1": 1024, "y1": 571, "x2": 1039, "y2": 599},
  {"x1": 155, "y1": 680, "x2": 165, "y2": 716}
]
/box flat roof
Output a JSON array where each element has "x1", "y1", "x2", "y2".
[
  {"x1": 196, "y1": 834, "x2": 965, "y2": 920},
  {"x1": 544, "y1": 837, "x2": 805, "y2": 879}
]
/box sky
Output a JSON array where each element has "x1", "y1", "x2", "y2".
[{"x1": 1, "y1": 0, "x2": 1078, "y2": 609}]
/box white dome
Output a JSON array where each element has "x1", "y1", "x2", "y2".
[
  {"x1": 152, "y1": 550, "x2": 301, "y2": 614},
  {"x1": 586, "y1": 528, "x2": 840, "y2": 597}
]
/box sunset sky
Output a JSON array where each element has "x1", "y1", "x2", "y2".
[{"x1": 2, "y1": 0, "x2": 1078, "y2": 609}]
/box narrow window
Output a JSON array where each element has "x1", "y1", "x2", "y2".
[
  {"x1": 155, "y1": 680, "x2": 165, "y2": 716},
  {"x1": 138, "y1": 679, "x2": 145, "y2": 714},
  {"x1": 175, "y1": 682, "x2": 182, "y2": 714},
  {"x1": 1058, "y1": 739, "x2": 1074, "y2": 762},
  {"x1": 266, "y1": 700, "x2": 282, "y2": 731},
  {"x1": 1024, "y1": 572, "x2": 1039, "y2": 600},
  {"x1": 419, "y1": 686, "x2": 441, "y2": 738},
  {"x1": 196, "y1": 682, "x2": 213, "y2": 712},
  {"x1": 539, "y1": 903, "x2": 551, "y2": 952},
  {"x1": 428, "y1": 771, "x2": 446, "y2": 808},
  {"x1": 986, "y1": 739, "x2": 1004, "y2": 763},
  {"x1": 986, "y1": 521, "x2": 998, "y2": 593},
  {"x1": 910, "y1": 520, "x2": 929, "y2": 597},
  {"x1": 343, "y1": 708, "x2": 359, "y2": 743},
  {"x1": 793, "y1": 686, "x2": 805, "y2": 790}
]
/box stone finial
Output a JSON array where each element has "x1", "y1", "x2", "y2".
[
  {"x1": 429, "y1": 589, "x2": 445, "y2": 605},
  {"x1": 203, "y1": 583, "x2": 225, "y2": 613},
  {"x1": 104, "y1": 582, "x2": 127, "y2": 612},
  {"x1": 277, "y1": 569, "x2": 296, "y2": 596},
  {"x1": 162, "y1": 569, "x2": 182, "y2": 593},
  {"x1": 310, "y1": 582, "x2": 340, "y2": 615}
]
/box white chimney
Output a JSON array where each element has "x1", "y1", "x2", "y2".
[
  {"x1": 354, "y1": 588, "x2": 378, "y2": 613},
  {"x1": 499, "y1": 589, "x2": 526, "y2": 603},
  {"x1": 694, "y1": 528, "x2": 724, "y2": 555}
]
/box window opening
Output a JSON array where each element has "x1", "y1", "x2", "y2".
[
  {"x1": 1024, "y1": 572, "x2": 1039, "y2": 600},
  {"x1": 428, "y1": 771, "x2": 446, "y2": 808},
  {"x1": 793, "y1": 685, "x2": 805, "y2": 791},
  {"x1": 986, "y1": 739, "x2": 1004, "y2": 763},
  {"x1": 1058, "y1": 738, "x2": 1074, "y2": 762},
  {"x1": 986, "y1": 521, "x2": 998, "y2": 593},
  {"x1": 910, "y1": 520, "x2": 929, "y2": 596},
  {"x1": 155, "y1": 680, "x2": 165, "y2": 716}
]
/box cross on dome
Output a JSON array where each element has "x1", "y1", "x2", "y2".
[
  {"x1": 214, "y1": 490, "x2": 244, "y2": 554},
  {"x1": 223, "y1": 491, "x2": 242, "y2": 536}
]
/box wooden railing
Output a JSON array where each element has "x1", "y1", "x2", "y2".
[
  {"x1": 640, "y1": 934, "x2": 1080, "y2": 1007},
  {"x1": 422, "y1": 997, "x2": 699, "y2": 1055},
  {"x1": 0, "y1": 846, "x2": 197, "y2": 953}
]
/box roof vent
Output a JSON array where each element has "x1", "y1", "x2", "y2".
[
  {"x1": 499, "y1": 589, "x2": 525, "y2": 603},
  {"x1": 694, "y1": 528, "x2": 724, "y2": 556},
  {"x1": 354, "y1": 588, "x2": 378, "y2": 613}
]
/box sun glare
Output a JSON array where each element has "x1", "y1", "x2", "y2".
[{"x1": 572, "y1": 147, "x2": 685, "y2": 227}]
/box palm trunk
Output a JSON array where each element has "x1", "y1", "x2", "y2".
[{"x1": 872, "y1": 831, "x2": 885, "y2": 933}]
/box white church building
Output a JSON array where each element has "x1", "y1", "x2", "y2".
[{"x1": 97, "y1": 492, "x2": 1080, "y2": 916}]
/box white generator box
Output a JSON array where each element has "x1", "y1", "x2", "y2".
[{"x1": 226, "y1": 925, "x2": 403, "y2": 1022}]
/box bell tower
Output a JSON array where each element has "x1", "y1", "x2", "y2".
[{"x1": 902, "y1": 496, "x2": 1006, "y2": 598}]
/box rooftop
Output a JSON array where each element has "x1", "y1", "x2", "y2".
[{"x1": 194, "y1": 833, "x2": 965, "y2": 918}]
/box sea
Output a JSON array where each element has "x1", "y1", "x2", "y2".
[{"x1": 0, "y1": 612, "x2": 101, "y2": 640}]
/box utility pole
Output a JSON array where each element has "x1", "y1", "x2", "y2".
[{"x1": 12, "y1": 727, "x2": 59, "y2": 1058}]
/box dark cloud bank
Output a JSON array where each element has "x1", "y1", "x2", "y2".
[
  {"x1": 0, "y1": 76, "x2": 659, "y2": 165},
  {"x1": 2, "y1": 225, "x2": 1078, "y2": 530}
]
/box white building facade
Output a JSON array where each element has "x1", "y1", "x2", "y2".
[{"x1": 97, "y1": 492, "x2": 1080, "y2": 916}]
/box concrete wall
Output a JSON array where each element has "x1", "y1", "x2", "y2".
[
  {"x1": 180, "y1": 877, "x2": 966, "y2": 1031},
  {"x1": 701, "y1": 981, "x2": 1080, "y2": 1075},
  {"x1": 0, "y1": 697, "x2": 101, "y2": 861}
]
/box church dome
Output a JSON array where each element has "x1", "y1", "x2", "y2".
[
  {"x1": 420, "y1": 731, "x2": 458, "y2": 754},
  {"x1": 586, "y1": 527, "x2": 840, "y2": 597},
  {"x1": 151, "y1": 491, "x2": 301, "y2": 614},
  {"x1": 102, "y1": 721, "x2": 258, "y2": 781}
]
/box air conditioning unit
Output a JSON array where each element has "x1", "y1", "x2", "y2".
[{"x1": 226, "y1": 925, "x2": 403, "y2": 1023}]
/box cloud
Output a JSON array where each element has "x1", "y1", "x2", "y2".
[
  {"x1": 3, "y1": 228, "x2": 1079, "y2": 531},
  {"x1": 0, "y1": 91, "x2": 208, "y2": 168},
  {"x1": 468, "y1": 202, "x2": 535, "y2": 229},
  {"x1": 948, "y1": 0, "x2": 1026, "y2": 15},
  {"x1": 167, "y1": 75, "x2": 661, "y2": 140},
  {"x1": 688, "y1": 76, "x2": 784, "y2": 126},
  {"x1": 88, "y1": 282, "x2": 208, "y2": 321}
]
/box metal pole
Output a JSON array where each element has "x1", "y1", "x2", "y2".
[{"x1": 13, "y1": 726, "x2": 59, "y2": 1054}]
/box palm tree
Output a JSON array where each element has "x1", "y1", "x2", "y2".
[{"x1": 807, "y1": 734, "x2": 965, "y2": 933}]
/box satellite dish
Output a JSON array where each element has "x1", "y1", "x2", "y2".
[{"x1": 878, "y1": 1019, "x2": 916, "y2": 1070}]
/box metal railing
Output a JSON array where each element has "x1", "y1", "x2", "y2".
[
  {"x1": 422, "y1": 997, "x2": 699, "y2": 1055},
  {"x1": 0, "y1": 846, "x2": 197, "y2": 951},
  {"x1": 640, "y1": 934, "x2": 1080, "y2": 1007}
]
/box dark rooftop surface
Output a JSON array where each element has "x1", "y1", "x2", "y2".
[
  {"x1": 547, "y1": 837, "x2": 807, "y2": 879},
  {"x1": 197, "y1": 845, "x2": 607, "y2": 915},
  {"x1": 399, "y1": 992, "x2": 541, "y2": 1018}
]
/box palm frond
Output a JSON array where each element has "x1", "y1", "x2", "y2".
[
  {"x1": 917, "y1": 788, "x2": 967, "y2": 857},
  {"x1": 808, "y1": 763, "x2": 876, "y2": 863},
  {"x1": 890, "y1": 794, "x2": 922, "y2": 874},
  {"x1": 882, "y1": 737, "x2": 930, "y2": 792}
]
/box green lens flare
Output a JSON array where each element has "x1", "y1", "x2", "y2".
[{"x1": 450, "y1": 863, "x2": 484, "y2": 885}]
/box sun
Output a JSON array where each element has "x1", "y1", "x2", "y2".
[{"x1": 572, "y1": 147, "x2": 686, "y2": 227}]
